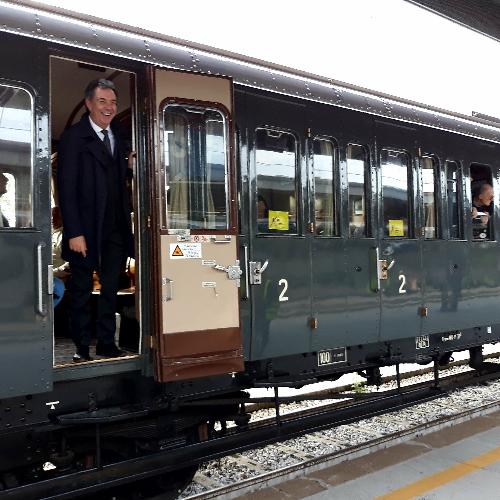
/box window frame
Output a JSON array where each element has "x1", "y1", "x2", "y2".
[
  {"x1": 311, "y1": 136, "x2": 339, "y2": 238},
  {"x1": 420, "y1": 154, "x2": 440, "y2": 240},
  {"x1": 470, "y1": 162, "x2": 494, "y2": 242},
  {"x1": 0, "y1": 81, "x2": 35, "y2": 230},
  {"x1": 380, "y1": 148, "x2": 413, "y2": 239},
  {"x1": 159, "y1": 98, "x2": 234, "y2": 234},
  {"x1": 346, "y1": 142, "x2": 370, "y2": 239},
  {"x1": 254, "y1": 126, "x2": 300, "y2": 236},
  {"x1": 444, "y1": 160, "x2": 464, "y2": 241}
]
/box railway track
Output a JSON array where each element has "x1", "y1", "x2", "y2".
[{"x1": 179, "y1": 360, "x2": 500, "y2": 499}]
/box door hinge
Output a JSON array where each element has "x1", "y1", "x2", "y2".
[
  {"x1": 306, "y1": 127, "x2": 312, "y2": 138},
  {"x1": 308, "y1": 222, "x2": 315, "y2": 234},
  {"x1": 147, "y1": 215, "x2": 151, "y2": 228},
  {"x1": 149, "y1": 335, "x2": 156, "y2": 350}
]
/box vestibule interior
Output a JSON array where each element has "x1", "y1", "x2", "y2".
[{"x1": 50, "y1": 56, "x2": 140, "y2": 367}]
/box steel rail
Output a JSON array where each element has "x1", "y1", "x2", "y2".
[
  {"x1": 1, "y1": 366, "x2": 498, "y2": 500},
  {"x1": 186, "y1": 399, "x2": 500, "y2": 500}
]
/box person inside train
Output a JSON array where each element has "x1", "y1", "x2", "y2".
[
  {"x1": 0, "y1": 173, "x2": 9, "y2": 227},
  {"x1": 57, "y1": 78, "x2": 135, "y2": 362},
  {"x1": 471, "y1": 180, "x2": 493, "y2": 239}
]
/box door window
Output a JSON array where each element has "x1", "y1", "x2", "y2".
[
  {"x1": 445, "y1": 161, "x2": 463, "y2": 239},
  {"x1": 312, "y1": 138, "x2": 336, "y2": 236},
  {"x1": 162, "y1": 104, "x2": 229, "y2": 230},
  {"x1": 381, "y1": 149, "x2": 410, "y2": 238},
  {"x1": 347, "y1": 144, "x2": 368, "y2": 237},
  {"x1": 255, "y1": 129, "x2": 297, "y2": 234},
  {"x1": 421, "y1": 156, "x2": 438, "y2": 239},
  {"x1": 0, "y1": 85, "x2": 33, "y2": 228}
]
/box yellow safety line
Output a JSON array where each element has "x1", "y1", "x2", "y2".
[{"x1": 376, "y1": 446, "x2": 500, "y2": 500}]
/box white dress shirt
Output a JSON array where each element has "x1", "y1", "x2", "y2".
[{"x1": 88, "y1": 116, "x2": 115, "y2": 155}]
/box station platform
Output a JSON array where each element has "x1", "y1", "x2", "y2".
[{"x1": 240, "y1": 410, "x2": 500, "y2": 500}]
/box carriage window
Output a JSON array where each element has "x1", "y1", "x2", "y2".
[
  {"x1": 381, "y1": 149, "x2": 410, "y2": 238},
  {"x1": 445, "y1": 161, "x2": 463, "y2": 239},
  {"x1": 0, "y1": 85, "x2": 33, "y2": 228},
  {"x1": 256, "y1": 129, "x2": 297, "y2": 234},
  {"x1": 162, "y1": 104, "x2": 229, "y2": 230},
  {"x1": 421, "y1": 156, "x2": 438, "y2": 239},
  {"x1": 347, "y1": 144, "x2": 368, "y2": 237},
  {"x1": 470, "y1": 164, "x2": 493, "y2": 241},
  {"x1": 313, "y1": 139, "x2": 336, "y2": 236}
]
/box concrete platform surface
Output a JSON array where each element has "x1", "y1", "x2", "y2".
[{"x1": 238, "y1": 410, "x2": 500, "y2": 500}]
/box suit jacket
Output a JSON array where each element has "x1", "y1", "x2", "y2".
[{"x1": 57, "y1": 114, "x2": 134, "y2": 268}]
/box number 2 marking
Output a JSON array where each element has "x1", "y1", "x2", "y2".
[
  {"x1": 279, "y1": 279, "x2": 289, "y2": 302},
  {"x1": 399, "y1": 274, "x2": 407, "y2": 294}
]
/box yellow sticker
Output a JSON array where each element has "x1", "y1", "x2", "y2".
[
  {"x1": 388, "y1": 219, "x2": 405, "y2": 237},
  {"x1": 268, "y1": 210, "x2": 289, "y2": 231}
]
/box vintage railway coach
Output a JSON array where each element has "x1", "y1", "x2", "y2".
[{"x1": 0, "y1": 0, "x2": 499, "y2": 497}]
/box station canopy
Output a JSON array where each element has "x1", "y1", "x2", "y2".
[{"x1": 411, "y1": 0, "x2": 500, "y2": 41}]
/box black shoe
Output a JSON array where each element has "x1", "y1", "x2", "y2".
[
  {"x1": 73, "y1": 346, "x2": 93, "y2": 362},
  {"x1": 95, "y1": 343, "x2": 124, "y2": 358}
]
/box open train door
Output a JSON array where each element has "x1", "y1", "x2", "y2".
[{"x1": 151, "y1": 68, "x2": 244, "y2": 382}]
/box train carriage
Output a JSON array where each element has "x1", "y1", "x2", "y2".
[{"x1": 0, "y1": 0, "x2": 499, "y2": 497}]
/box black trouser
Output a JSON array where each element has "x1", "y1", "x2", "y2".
[{"x1": 69, "y1": 232, "x2": 126, "y2": 349}]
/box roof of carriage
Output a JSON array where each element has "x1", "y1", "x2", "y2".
[{"x1": 2, "y1": 0, "x2": 500, "y2": 144}]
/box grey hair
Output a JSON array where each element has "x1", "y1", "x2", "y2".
[{"x1": 84, "y1": 78, "x2": 118, "y2": 101}]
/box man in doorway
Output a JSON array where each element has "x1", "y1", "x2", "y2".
[
  {"x1": 58, "y1": 78, "x2": 134, "y2": 362},
  {"x1": 0, "y1": 173, "x2": 9, "y2": 227}
]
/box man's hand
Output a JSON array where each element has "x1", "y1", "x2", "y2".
[{"x1": 69, "y1": 235, "x2": 87, "y2": 257}]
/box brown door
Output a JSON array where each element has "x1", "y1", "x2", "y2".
[{"x1": 152, "y1": 68, "x2": 243, "y2": 382}]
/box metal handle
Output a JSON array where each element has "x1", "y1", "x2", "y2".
[
  {"x1": 258, "y1": 259, "x2": 269, "y2": 274},
  {"x1": 243, "y1": 245, "x2": 249, "y2": 300},
  {"x1": 162, "y1": 277, "x2": 174, "y2": 301},
  {"x1": 375, "y1": 247, "x2": 381, "y2": 291},
  {"x1": 212, "y1": 235, "x2": 232, "y2": 244},
  {"x1": 36, "y1": 243, "x2": 46, "y2": 316},
  {"x1": 387, "y1": 259, "x2": 396, "y2": 271}
]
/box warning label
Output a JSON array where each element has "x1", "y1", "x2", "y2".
[{"x1": 169, "y1": 242, "x2": 202, "y2": 260}]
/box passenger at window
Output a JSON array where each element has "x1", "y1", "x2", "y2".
[
  {"x1": 471, "y1": 181, "x2": 493, "y2": 239},
  {"x1": 57, "y1": 79, "x2": 134, "y2": 362},
  {"x1": 257, "y1": 195, "x2": 269, "y2": 231},
  {"x1": 0, "y1": 173, "x2": 9, "y2": 227}
]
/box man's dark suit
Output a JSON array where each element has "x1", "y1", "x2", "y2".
[{"x1": 57, "y1": 113, "x2": 133, "y2": 352}]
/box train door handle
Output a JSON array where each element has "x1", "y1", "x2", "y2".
[
  {"x1": 249, "y1": 260, "x2": 269, "y2": 285},
  {"x1": 36, "y1": 243, "x2": 47, "y2": 316}
]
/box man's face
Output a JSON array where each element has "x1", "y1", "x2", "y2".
[
  {"x1": 85, "y1": 87, "x2": 117, "y2": 129},
  {"x1": 0, "y1": 175, "x2": 7, "y2": 197},
  {"x1": 479, "y1": 185, "x2": 494, "y2": 206}
]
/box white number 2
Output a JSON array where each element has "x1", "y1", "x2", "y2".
[
  {"x1": 399, "y1": 274, "x2": 407, "y2": 294},
  {"x1": 279, "y1": 279, "x2": 289, "y2": 302}
]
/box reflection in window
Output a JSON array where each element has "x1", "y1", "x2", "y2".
[
  {"x1": 0, "y1": 85, "x2": 33, "y2": 228},
  {"x1": 446, "y1": 161, "x2": 462, "y2": 239},
  {"x1": 313, "y1": 139, "x2": 336, "y2": 236},
  {"x1": 422, "y1": 156, "x2": 438, "y2": 239},
  {"x1": 163, "y1": 104, "x2": 229, "y2": 230},
  {"x1": 381, "y1": 149, "x2": 410, "y2": 238},
  {"x1": 256, "y1": 129, "x2": 297, "y2": 234},
  {"x1": 347, "y1": 144, "x2": 368, "y2": 237}
]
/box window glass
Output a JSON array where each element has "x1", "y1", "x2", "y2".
[
  {"x1": 347, "y1": 144, "x2": 368, "y2": 237},
  {"x1": 421, "y1": 156, "x2": 438, "y2": 239},
  {"x1": 256, "y1": 129, "x2": 297, "y2": 234},
  {"x1": 163, "y1": 104, "x2": 229, "y2": 230},
  {"x1": 313, "y1": 139, "x2": 336, "y2": 236},
  {"x1": 445, "y1": 161, "x2": 462, "y2": 239},
  {"x1": 470, "y1": 164, "x2": 493, "y2": 241},
  {"x1": 381, "y1": 149, "x2": 410, "y2": 238},
  {"x1": 0, "y1": 85, "x2": 33, "y2": 228}
]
